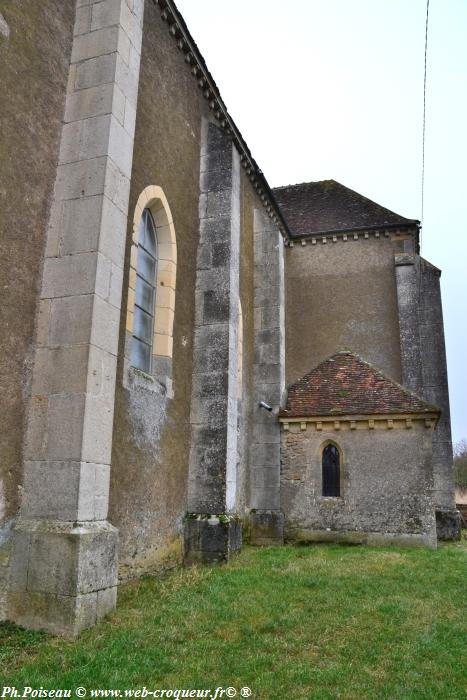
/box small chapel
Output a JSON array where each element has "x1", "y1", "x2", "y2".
[{"x1": 0, "y1": 0, "x2": 460, "y2": 635}]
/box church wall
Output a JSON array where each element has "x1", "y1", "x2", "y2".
[
  {"x1": 284, "y1": 236, "x2": 403, "y2": 387},
  {"x1": 108, "y1": 2, "x2": 261, "y2": 576},
  {"x1": 0, "y1": 2, "x2": 75, "y2": 610},
  {"x1": 281, "y1": 421, "x2": 437, "y2": 547},
  {"x1": 109, "y1": 0, "x2": 207, "y2": 577}
]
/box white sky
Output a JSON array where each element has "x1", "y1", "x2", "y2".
[{"x1": 175, "y1": 0, "x2": 467, "y2": 444}]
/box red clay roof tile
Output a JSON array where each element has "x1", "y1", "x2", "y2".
[{"x1": 279, "y1": 351, "x2": 439, "y2": 418}]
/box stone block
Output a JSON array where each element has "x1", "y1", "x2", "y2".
[
  {"x1": 251, "y1": 467, "x2": 280, "y2": 489},
  {"x1": 115, "y1": 54, "x2": 139, "y2": 106},
  {"x1": 60, "y1": 115, "x2": 111, "y2": 166},
  {"x1": 103, "y1": 158, "x2": 131, "y2": 215},
  {"x1": 250, "y1": 442, "x2": 280, "y2": 467},
  {"x1": 22, "y1": 461, "x2": 80, "y2": 520},
  {"x1": 55, "y1": 157, "x2": 107, "y2": 202},
  {"x1": 123, "y1": 97, "x2": 137, "y2": 135},
  {"x1": 183, "y1": 519, "x2": 242, "y2": 565},
  {"x1": 8, "y1": 590, "x2": 98, "y2": 637},
  {"x1": 91, "y1": 295, "x2": 120, "y2": 355},
  {"x1": 64, "y1": 83, "x2": 117, "y2": 123},
  {"x1": 32, "y1": 346, "x2": 89, "y2": 396},
  {"x1": 82, "y1": 393, "x2": 116, "y2": 464},
  {"x1": 97, "y1": 586, "x2": 117, "y2": 618},
  {"x1": 252, "y1": 421, "x2": 281, "y2": 444},
  {"x1": 24, "y1": 395, "x2": 49, "y2": 461},
  {"x1": 99, "y1": 195, "x2": 127, "y2": 266},
  {"x1": 250, "y1": 511, "x2": 284, "y2": 545},
  {"x1": 75, "y1": 53, "x2": 118, "y2": 91},
  {"x1": 47, "y1": 394, "x2": 86, "y2": 460},
  {"x1": 74, "y1": 5, "x2": 92, "y2": 37},
  {"x1": 251, "y1": 486, "x2": 281, "y2": 511},
  {"x1": 49, "y1": 295, "x2": 94, "y2": 347},
  {"x1": 59, "y1": 195, "x2": 102, "y2": 256},
  {"x1": 435, "y1": 509, "x2": 461, "y2": 540},
  {"x1": 9, "y1": 520, "x2": 118, "y2": 598},
  {"x1": 154, "y1": 333, "x2": 173, "y2": 358},
  {"x1": 71, "y1": 25, "x2": 119, "y2": 63},
  {"x1": 90, "y1": 0, "x2": 121, "y2": 32},
  {"x1": 42, "y1": 252, "x2": 98, "y2": 300},
  {"x1": 203, "y1": 289, "x2": 230, "y2": 324},
  {"x1": 108, "y1": 115, "x2": 133, "y2": 177},
  {"x1": 206, "y1": 190, "x2": 232, "y2": 219},
  {"x1": 120, "y1": 1, "x2": 143, "y2": 51},
  {"x1": 200, "y1": 166, "x2": 232, "y2": 193}
]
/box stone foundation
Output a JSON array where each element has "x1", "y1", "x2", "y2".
[
  {"x1": 285, "y1": 528, "x2": 437, "y2": 549},
  {"x1": 435, "y1": 509, "x2": 461, "y2": 541},
  {"x1": 250, "y1": 510, "x2": 284, "y2": 545},
  {"x1": 8, "y1": 520, "x2": 118, "y2": 636},
  {"x1": 184, "y1": 518, "x2": 242, "y2": 565}
]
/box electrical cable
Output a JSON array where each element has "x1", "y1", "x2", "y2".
[{"x1": 421, "y1": 0, "x2": 430, "y2": 250}]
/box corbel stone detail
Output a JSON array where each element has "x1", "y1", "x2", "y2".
[
  {"x1": 250, "y1": 208, "x2": 285, "y2": 545},
  {"x1": 8, "y1": 0, "x2": 144, "y2": 635},
  {"x1": 185, "y1": 121, "x2": 242, "y2": 563}
]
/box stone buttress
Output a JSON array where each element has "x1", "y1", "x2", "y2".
[{"x1": 8, "y1": 0, "x2": 144, "y2": 635}]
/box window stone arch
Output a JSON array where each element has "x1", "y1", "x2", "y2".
[
  {"x1": 125, "y1": 186, "x2": 177, "y2": 386},
  {"x1": 321, "y1": 440, "x2": 342, "y2": 497}
]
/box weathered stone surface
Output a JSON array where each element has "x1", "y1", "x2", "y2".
[
  {"x1": 8, "y1": 520, "x2": 118, "y2": 635},
  {"x1": 435, "y1": 509, "x2": 461, "y2": 541},
  {"x1": 281, "y1": 421, "x2": 437, "y2": 548},
  {"x1": 250, "y1": 511, "x2": 284, "y2": 545},
  {"x1": 6, "y1": 0, "x2": 143, "y2": 635},
  {"x1": 184, "y1": 519, "x2": 242, "y2": 565}
]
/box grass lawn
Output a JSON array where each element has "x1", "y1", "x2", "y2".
[{"x1": 1, "y1": 541, "x2": 466, "y2": 699}]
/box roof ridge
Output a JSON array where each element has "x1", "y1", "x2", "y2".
[{"x1": 272, "y1": 179, "x2": 335, "y2": 191}]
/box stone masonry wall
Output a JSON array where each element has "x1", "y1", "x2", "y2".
[
  {"x1": 249, "y1": 209, "x2": 285, "y2": 543},
  {"x1": 285, "y1": 236, "x2": 403, "y2": 388},
  {"x1": 0, "y1": 1, "x2": 75, "y2": 619},
  {"x1": 419, "y1": 260, "x2": 456, "y2": 514},
  {"x1": 281, "y1": 421, "x2": 437, "y2": 547}
]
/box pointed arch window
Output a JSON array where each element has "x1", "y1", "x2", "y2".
[
  {"x1": 132, "y1": 208, "x2": 157, "y2": 373},
  {"x1": 322, "y1": 443, "x2": 341, "y2": 497}
]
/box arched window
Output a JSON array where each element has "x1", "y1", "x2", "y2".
[
  {"x1": 125, "y1": 186, "x2": 177, "y2": 382},
  {"x1": 132, "y1": 208, "x2": 157, "y2": 372},
  {"x1": 322, "y1": 443, "x2": 341, "y2": 497}
]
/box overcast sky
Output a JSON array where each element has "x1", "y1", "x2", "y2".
[{"x1": 175, "y1": 0, "x2": 467, "y2": 444}]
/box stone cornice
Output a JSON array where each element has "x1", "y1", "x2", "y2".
[
  {"x1": 286, "y1": 226, "x2": 419, "y2": 248},
  {"x1": 152, "y1": 0, "x2": 291, "y2": 242},
  {"x1": 280, "y1": 412, "x2": 439, "y2": 431}
]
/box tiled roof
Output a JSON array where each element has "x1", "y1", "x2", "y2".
[
  {"x1": 272, "y1": 180, "x2": 419, "y2": 237},
  {"x1": 279, "y1": 351, "x2": 439, "y2": 418}
]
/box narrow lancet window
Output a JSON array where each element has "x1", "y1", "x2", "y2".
[
  {"x1": 132, "y1": 208, "x2": 157, "y2": 373},
  {"x1": 322, "y1": 444, "x2": 341, "y2": 497}
]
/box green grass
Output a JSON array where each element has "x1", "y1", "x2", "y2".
[{"x1": 1, "y1": 541, "x2": 466, "y2": 699}]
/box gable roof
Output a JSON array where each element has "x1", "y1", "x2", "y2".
[
  {"x1": 279, "y1": 351, "x2": 439, "y2": 418},
  {"x1": 273, "y1": 180, "x2": 419, "y2": 237}
]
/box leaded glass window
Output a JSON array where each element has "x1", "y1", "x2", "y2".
[
  {"x1": 132, "y1": 209, "x2": 157, "y2": 373},
  {"x1": 322, "y1": 444, "x2": 340, "y2": 497}
]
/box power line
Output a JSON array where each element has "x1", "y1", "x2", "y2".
[{"x1": 421, "y1": 0, "x2": 430, "y2": 250}]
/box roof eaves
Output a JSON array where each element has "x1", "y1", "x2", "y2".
[
  {"x1": 153, "y1": 0, "x2": 292, "y2": 241},
  {"x1": 289, "y1": 221, "x2": 420, "y2": 240}
]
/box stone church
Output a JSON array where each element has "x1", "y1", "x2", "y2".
[{"x1": 0, "y1": 0, "x2": 459, "y2": 635}]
